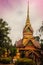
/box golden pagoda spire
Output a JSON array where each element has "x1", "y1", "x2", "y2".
[
  {"x1": 16, "y1": 0, "x2": 41, "y2": 49},
  {"x1": 23, "y1": 0, "x2": 33, "y2": 46},
  {"x1": 26, "y1": 0, "x2": 30, "y2": 25},
  {"x1": 23, "y1": 0, "x2": 33, "y2": 33}
]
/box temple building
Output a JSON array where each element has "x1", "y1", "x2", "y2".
[{"x1": 15, "y1": 0, "x2": 41, "y2": 65}]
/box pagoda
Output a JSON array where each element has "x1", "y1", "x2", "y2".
[{"x1": 15, "y1": 0, "x2": 41, "y2": 64}]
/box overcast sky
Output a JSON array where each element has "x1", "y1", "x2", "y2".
[{"x1": 0, "y1": 0, "x2": 43, "y2": 45}]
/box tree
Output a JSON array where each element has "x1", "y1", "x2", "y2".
[
  {"x1": 40, "y1": 39, "x2": 43, "y2": 65},
  {"x1": 0, "y1": 18, "x2": 12, "y2": 49},
  {"x1": 9, "y1": 45, "x2": 17, "y2": 57},
  {"x1": 41, "y1": 39, "x2": 43, "y2": 50},
  {"x1": 0, "y1": 47, "x2": 6, "y2": 57},
  {"x1": 34, "y1": 36, "x2": 40, "y2": 42}
]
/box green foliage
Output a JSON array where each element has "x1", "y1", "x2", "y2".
[
  {"x1": 34, "y1": 36, "x2": 40, "y2": 41},
  {"x1": 0, "y1": 47, "x2": 5, "y2": 56},
  {"x1": 0, "y1": 57, "x2": 12, "y2": 64},
  {"x1": 40, "y1": 39, "x2": 43, "y2": 50},
  {"x1": 0, "y1": 18, "x2": 12, "y2": 49},
  {"x1": 9, "y1": 45, "x2": 17, "y2": 57},
  {"x1": 15, "y1": 58, "x2": 35, "y2": 65},
  {"x1": 41, "y1": 44, "x2": 43, "y2": 50}
]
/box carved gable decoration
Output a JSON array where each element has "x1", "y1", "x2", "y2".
[{"x1": 26, "y1": 40, "x2": 33, "y2": 46}]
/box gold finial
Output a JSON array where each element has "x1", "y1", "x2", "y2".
[
  {"x1": 26, "y1": 0, "x2": 30, "y2": 24},
  {"x1": 27, "y1": 0, "x2": 29, "y2": 20}
]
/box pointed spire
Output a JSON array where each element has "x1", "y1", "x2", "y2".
[
  {"x1": 26, "y1": 0, "x2": 30, "y2": 25},
  {"x1": 27, "y1": 0, "x2": 29, "y2": 20},
  {"x1": 24, "y1": 0, "x2": 33, "y2": 33}
]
